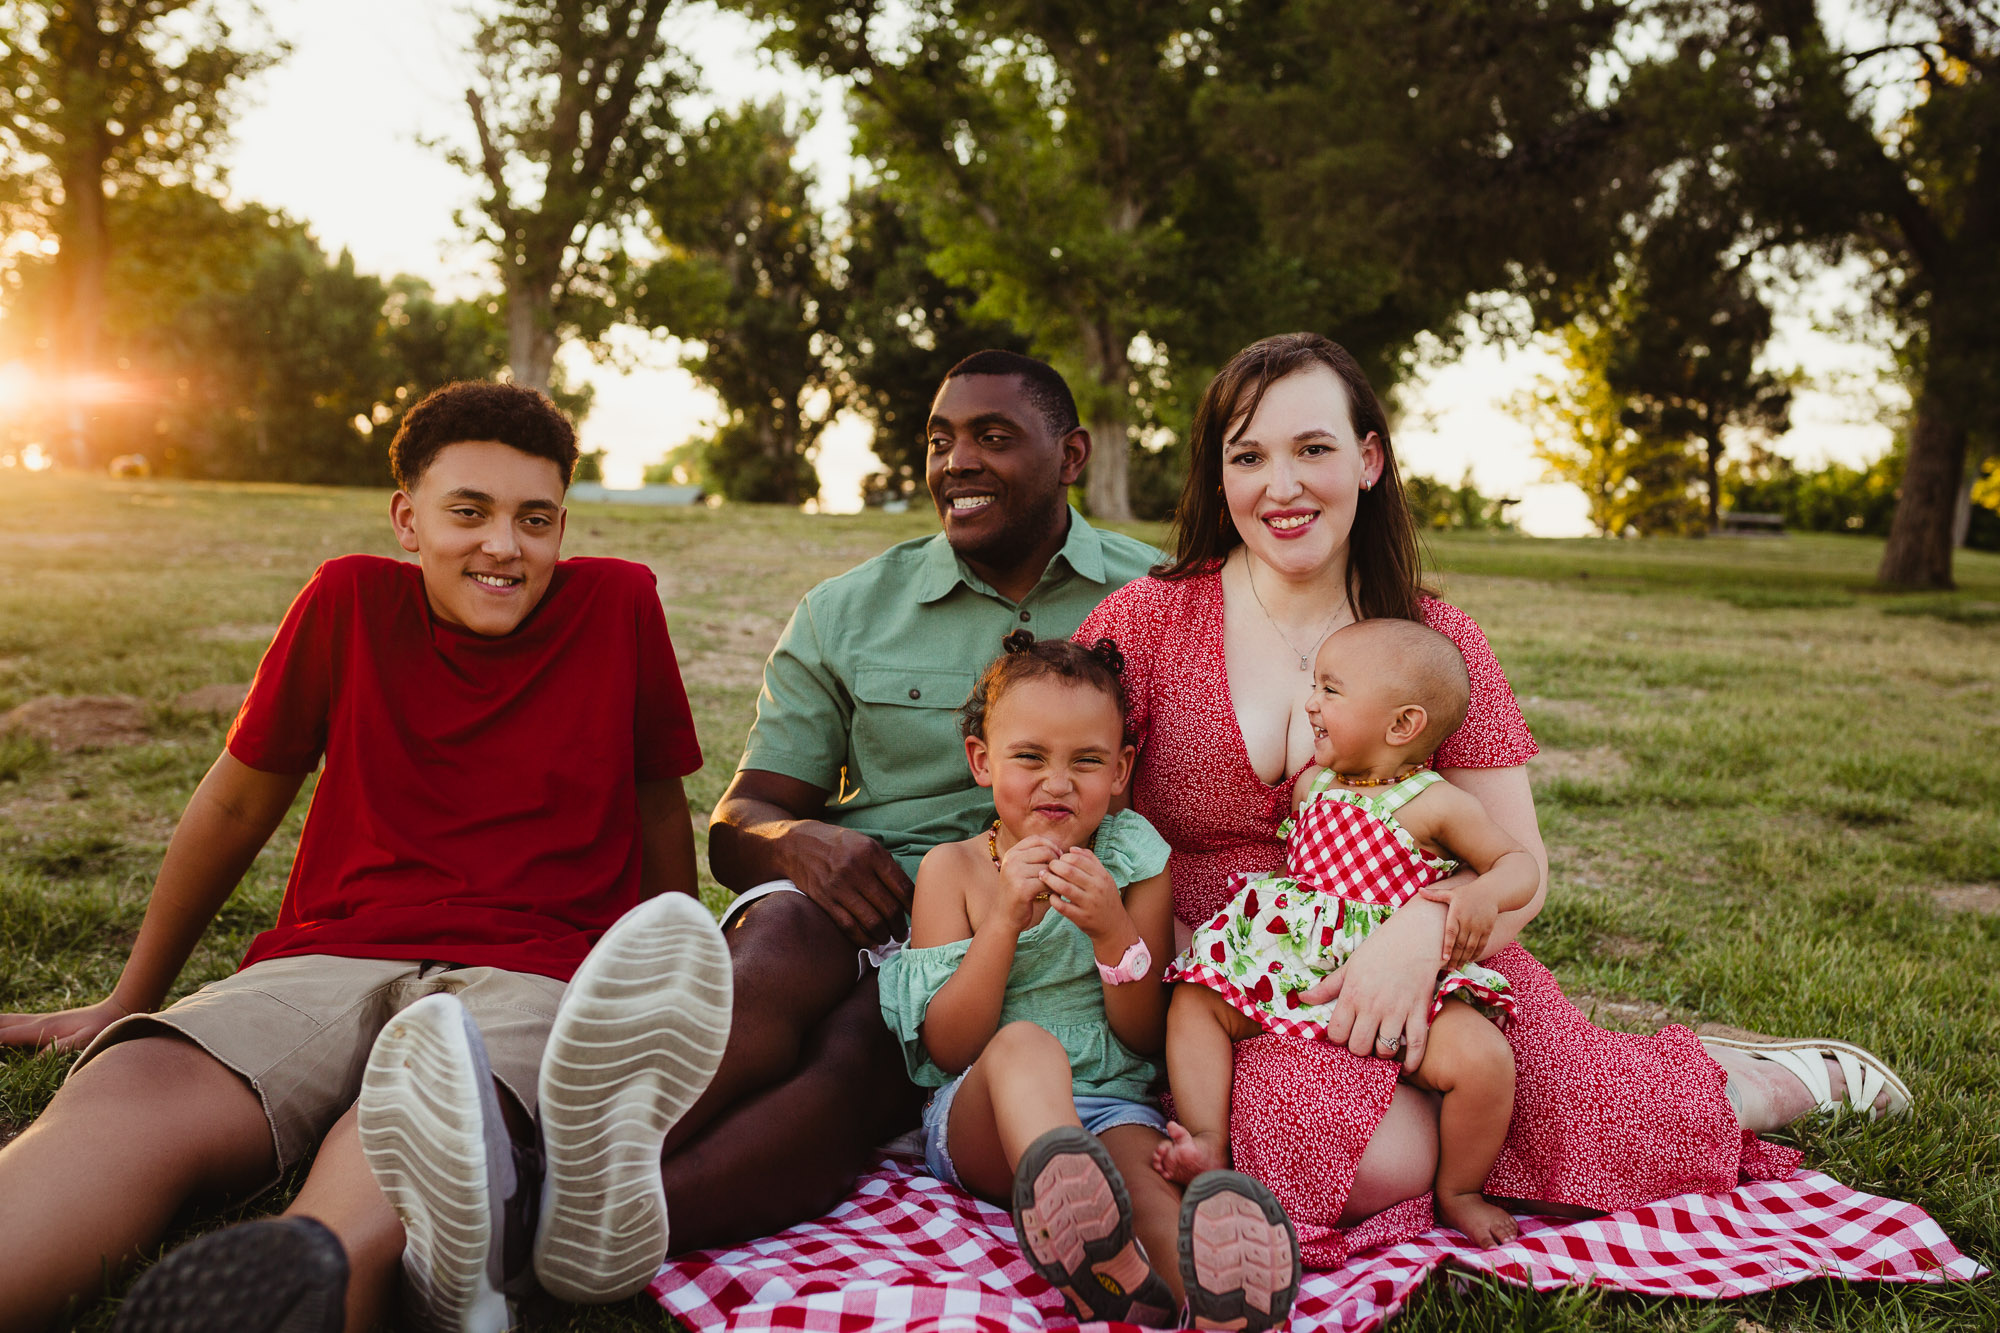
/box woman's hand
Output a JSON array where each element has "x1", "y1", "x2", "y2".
[
  {"x1": 0, "y1": 996, "x2": 136, "y2": 1053},
  {"x1": 994, "y1": 834, "x2": 1062, "y2": 932},
  {"x1": 1301, "y1": 896, "x2": 1447, "y2": 1074},
  {"x1": 1041, "y1": 848, "x2": 1137, "y2": 955}
]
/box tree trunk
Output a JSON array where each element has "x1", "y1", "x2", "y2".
[
  {"x1": 1703, "y1": 424, "x2": 1723, "y2": 532},
  {"x1": 505, "y1": 277, "x2": 558, "y2": 391},
  {"x1": 1877, "y1": 384, "x2": 1967, "y2": 589},
  {"x1": 53, "y1": 131, "x2": 111, "y2": 469},
  {"x1": 1079, "y1": 315, "x2": 1132, "y2": 520}
]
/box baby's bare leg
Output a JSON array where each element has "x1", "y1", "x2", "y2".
[
  {"x1": 1159, "y1": 985, "x2": 1262, "y2": 1183},
  {"x1": 1406, "y1": 1003, "x2": 1519, "y2": 1247}
]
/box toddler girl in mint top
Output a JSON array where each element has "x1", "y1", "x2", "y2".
[{"x1": 879, "y1": 631, "x2": 1300, "y2": 1333}]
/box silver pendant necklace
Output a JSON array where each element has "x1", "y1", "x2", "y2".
[{"x1": 1242, "y1": 561, "x2": 1347, "y2": 670}]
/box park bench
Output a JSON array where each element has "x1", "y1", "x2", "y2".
[{"x1": 1716, "y1": 510, "x2": 1786, "y2": 536}]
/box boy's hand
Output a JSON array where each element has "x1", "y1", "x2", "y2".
[
  {"x1": 1041, "y1": 848, "x2": 1131, "y2": 950},
  {"x1": 1418, "y1": 878, "x2": 1501, "y2": 970},
  {"x1": 0, "y1": 997, "x2": 135, "y2": 1053},
  {"x1": 994, "y1": 834, "x2": 1062, "y2": 931}
]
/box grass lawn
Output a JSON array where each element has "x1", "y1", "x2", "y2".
[{"x1": 2, "y1": 471, "x2": 1995, "y2": 1332}]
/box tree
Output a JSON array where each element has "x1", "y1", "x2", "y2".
[
  {"x1": 742, "y1": 0, "x2": 1633, "y2": 518},
  {"x1": 1640, "y1": 0, "x2": 2000, "y2": 587},
  {"x1": 1519, "y1": 318, "x2": 1704, "y2": 537},
  {"x1": 457, "y1": 0, "x2": 693, "y2": 390},
  {"x1": 633, "y1": 101, "x2": 844, "y2": 503},
  {"x1": 746, "y1": 2, "x2": 1265, "y2": 519},
  {"x1": 1593, "y1": 210, "x2": 1793, "y2": 531},
  {"x1": 0, "y1": 0, "x2": 279, "y2": 466},
  {"x1": 1, "y1": 182, "x2": 550, "y2": 482},
  {"x1": 838, "y1": 187, "x2": 1030, "y2": 504}
]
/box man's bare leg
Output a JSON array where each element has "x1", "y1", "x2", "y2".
[
  {"x1": 659, "y1": 892, "x2": 923, "y2": 1251},
  {"x1": 0, "y1": 1035, "x2": 273, "y2": 1332}
]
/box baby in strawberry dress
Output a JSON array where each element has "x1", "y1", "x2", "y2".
[{"x1": 1156, "y1": 618, "x2": 1541, "y2": 1246}]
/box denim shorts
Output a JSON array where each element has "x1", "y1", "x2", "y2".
[{"x1": 920, "y1": 1070, "x2": 1169, "y2": 1189}]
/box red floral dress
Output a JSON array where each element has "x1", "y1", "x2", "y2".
[{"x1": 1078, "y1": 572, "x2": 1799, "y2": 1267}]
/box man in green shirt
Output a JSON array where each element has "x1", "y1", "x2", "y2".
[{"x1": 534, "y1": 351, "x2": 1161, "y2": 1299}]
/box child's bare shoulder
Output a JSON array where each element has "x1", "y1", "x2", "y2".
[{"x1": 1396, "y1": 775, "x2": 1486, "y2": 842}]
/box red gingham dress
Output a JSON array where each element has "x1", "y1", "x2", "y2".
[
  {"x1": 1167, "y1": 770, "x2": 1516, "y2": 1037},
  {"x1": 1078, "y1": 572, "x2": 1800, "y2": 1266}
]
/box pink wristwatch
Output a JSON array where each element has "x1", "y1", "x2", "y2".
[{"x1": 1096, "y1": 937, "x2": 1152, "y2": 985}]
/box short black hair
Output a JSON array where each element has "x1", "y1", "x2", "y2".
[
  {"x1": 389, "y1": 381, "x2": 580, "y2": 489},
  {"x1": 944, "y1": 350, "x2": 1081, "y2": 441}
]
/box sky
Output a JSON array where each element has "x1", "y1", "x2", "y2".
[{"x1": 215, "y1": 0, "x2": 1903, "y2": 536}]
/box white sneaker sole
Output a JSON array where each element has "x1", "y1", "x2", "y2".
[
  {"x1": 359, "y1": 993, "x2": 513, "y2": 1333},
  {"x1": 533, "y1": 893, "x2": 733, "y2": 1303}
]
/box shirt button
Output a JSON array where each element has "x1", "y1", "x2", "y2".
[
  {"x1": 1018, "y1": 610, "x2": 1031, "y2": 621},
  {"x1": 909, "y1": 688, "x2": 921, "y2": 700}
]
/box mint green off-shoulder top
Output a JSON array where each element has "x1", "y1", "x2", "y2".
[{"x1": 878, "y1": 808, "x2": 1171, "y2": 1102}]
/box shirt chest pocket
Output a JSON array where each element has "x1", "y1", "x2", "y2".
[{"x1": 848, "y1": 667, "x2": 979, "y2": 801}]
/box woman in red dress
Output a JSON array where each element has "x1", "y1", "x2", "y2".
[{"x1": 1079, "y1": 333, "x2": 1909, "y2": 1264}]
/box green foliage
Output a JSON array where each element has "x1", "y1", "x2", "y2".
[
  {"x1": 0, "y1": 183, "x2": 547, "y2": 483},
  {"x1": 1518, "y1": 320, "x2": 1704, "y2": 537},
  {"x1": 1403, "y1": 470, "x2": 1519, "y2": 532},
  {"x1": 634, "y1": 101, "x2": 842, "y2": 504},
  {"x1": 1633, "y1": 0, "x2": 2000, "y2": 587},
  {"x1": 839, "y1": 188, "x2": 1031, "y2": 506},
  {"x1": 0, "y1": 0, "x2": 282, "y2": 466},
  {"x1": 574, "y1": 449, "x2": 607, "y2": 484},
  {"x1": 1724, "y1": 446, "x2": 1904, "y2": 539}
]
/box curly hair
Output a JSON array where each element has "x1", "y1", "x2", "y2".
[
  {"x1": 958, "y1": 630, "x2": 1130, "y2": 743},
  {"x1": 388, "y1": 380, "x2": 580, "y2": 489}
]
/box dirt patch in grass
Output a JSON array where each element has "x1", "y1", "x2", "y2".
[
  {"x1": 1532, "y1": 746, "x2": 1632, "y2": 784},
  {"x1": 0, "y1": 695, "x2": 148, "y2": 751},
  {"x1": 174, "y1": 683, "x2": 251, "y2": 715},
  {"x1": 677, "y1": 611, "x2": 785, "y2": 690},
  {"x1": 1593, "y1": 932, "x2": 1656, "y2": 961},
  {"x1": 1929, "y1": 884, "x2": 2000, "y2": 917},
  {"x1": 1569, "y1": 993, "x2": 1673, "y2": 1031}
]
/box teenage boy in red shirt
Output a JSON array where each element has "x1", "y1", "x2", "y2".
[{"x1": 0, "y1": 382, "x2": 731, "y2": 1333}]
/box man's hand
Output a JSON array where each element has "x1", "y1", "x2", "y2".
[
  {"x1": 710, "y1": 769, "x2": 916, "y2": 950},
  {"x1": 782, "y1": 820, "x2": 917, "y2": 948},
  {"x1": 0, "y1": 997, "x2": 135, "y2": 1053}
]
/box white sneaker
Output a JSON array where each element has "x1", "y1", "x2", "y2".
[
  {"x1": 532, "y1": 893, "x2": 733, "y2": 1303},
  {"x1": 358, "y1": 993, "x2": 517, "y2": 1333}
]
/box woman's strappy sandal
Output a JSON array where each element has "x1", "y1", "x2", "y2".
[
  {"x1": 1703, "y1": 1034, "x2": 1914, "y2": 1119},
  {"x1": 1010, "y1": 1126, "x2": 1178, "y2": 1327}
]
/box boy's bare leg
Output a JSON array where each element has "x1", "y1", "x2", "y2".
[
  {"x1": 658, "y1": 892, "x2": 923, "y2": 1252},
  {"x1": 1158, "y1": 985, "x2": 1260, "y2": 1183},
  {"x1": 933, "y1": 1021, "x2": 1084, "y2": 1196},
  {"x1": 0, "y1": 1036, "x2": 272, "y2": 1332},
  {"x1": 1406, "y1": 1003, "x2": 1518, "y2": 1247},
  {"x1": 283, "y1": 1107, "x2": 405, "y2": 1333}
]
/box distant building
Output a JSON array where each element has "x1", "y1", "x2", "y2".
[{"x1": 567, "y1": 482, "x2": 706, "y2": 506}]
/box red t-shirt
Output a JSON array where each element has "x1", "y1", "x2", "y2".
[{"x1": 226, "y1": 554, "x2": 702, "y2": 982}]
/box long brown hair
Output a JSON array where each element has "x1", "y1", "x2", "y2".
[{"x1": 1157, "y1": 333, "x2": 1428, "y2": 623}]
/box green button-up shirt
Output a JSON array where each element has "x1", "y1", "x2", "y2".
[{"x1": 738, "y1": 507, "x2": 1162, "y2": 877}]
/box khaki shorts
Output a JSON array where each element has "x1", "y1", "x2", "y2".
[{"x1": 73, "y1": 954, "x2": 566, "y2": 1180}]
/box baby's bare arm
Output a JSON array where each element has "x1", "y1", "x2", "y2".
[{"x1": 1406, "y1": 781, "x2": 1539, "y2": 968}]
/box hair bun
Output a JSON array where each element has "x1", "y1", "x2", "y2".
[
  {"x1": 1089, "y1": 637, "x2": 1125, "y2": 677},
  {"x1": 1002, "y1": 628, "x2": 1037, "y2": 655}
]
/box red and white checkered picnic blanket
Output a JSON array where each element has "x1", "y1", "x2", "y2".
[{"x1": 650, "y1": 1158, "x2": 1986, "y2": 1333}]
